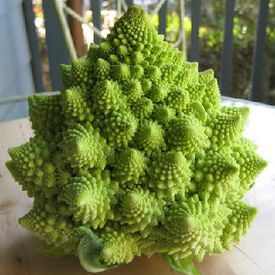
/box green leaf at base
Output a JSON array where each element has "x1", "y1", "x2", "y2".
[
  {"x1": 162, "y1": 254, "x2": 200, "y2": 275},
  {"x1": 77, "y1": 230, "x2": 119, "y2": 273}
]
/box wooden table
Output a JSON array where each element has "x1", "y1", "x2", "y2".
[{"x1": 1, "y1": 99, "x2": 275, "y2": 275}]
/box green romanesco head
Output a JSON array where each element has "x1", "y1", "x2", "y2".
[{"x1": 7, "y1": 6, "x2": 266, "y2": 274}]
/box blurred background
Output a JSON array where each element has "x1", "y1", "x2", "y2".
[{"x1": 0, "y1": 0, "x2": 274, "y2": 121}]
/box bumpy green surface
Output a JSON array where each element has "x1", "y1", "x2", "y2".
[{"x1": 7, "y1": 7, "x2": 266, "y2": 273}]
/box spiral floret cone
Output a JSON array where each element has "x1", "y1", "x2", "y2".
[{"x1": 7, "y1": 6, "x2": 266, "y2": 274}]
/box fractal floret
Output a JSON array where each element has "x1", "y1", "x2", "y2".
[{"x1": 7, "y1": 6, "x2": 266, "y2": 274}]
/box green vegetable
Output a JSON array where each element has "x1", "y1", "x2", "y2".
[{"x1": 7, "y1": 6, "x2": 266, "y2": 274}]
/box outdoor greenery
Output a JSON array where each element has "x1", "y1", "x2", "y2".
[{"x1": 163, "y1": 0, "x2": 275, "y2": 103}]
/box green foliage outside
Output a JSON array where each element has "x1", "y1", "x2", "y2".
[{"x1": 160, "y1": 1, "x2": 275, "y2": 103}]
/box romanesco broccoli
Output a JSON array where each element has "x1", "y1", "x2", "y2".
[{"x1": 7, "y1": 6, "x2": 266, "y2": 274}]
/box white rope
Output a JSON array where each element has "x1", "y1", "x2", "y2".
[
  {"x1": 151, "y1": 0, "x2": 166, "y2": 16},
  {"x1": 63, "y1": 3, "x2": 104, "y2": 38},
  {"x1": 52, "y1": 0, "x2": 77, "y2": 60},
  {"x1": 173, "y1": 32, "x2": 183, "y2": 48},
  {"x1": 121, "y1": 0, "x2": 128, "y2": 12},
  {"x1": 117, "y1": 0, "x2": 122, "y2": 17}
]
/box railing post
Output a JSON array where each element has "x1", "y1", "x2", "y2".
[
  {"x1": 158, "y1": 1, "x2": 168, "y2": 36},
  {"x1": 189, "y1": 0, "x2": 201, "y2": 62},
  {"x1": 125, "y1": 0, "x2": 134, "y2": 6},
  {"x1": 43, "y1": 0, "x2": 71, "y2": 90},
  {"x1": 251, "y1": 0, "x2": 270, "y2": 102},
  {"x1": 220, "y1": 0, "x2": 236, "y2": 96},
  {"x1": 22, "y1": 0, "x2": 44, "y2": 92},
  {"x1": 90, "y1": 0, "x2": 102, "y2": 44}
]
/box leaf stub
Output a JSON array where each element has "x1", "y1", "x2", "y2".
[
  {"x1": 77, "y1": 231, "x2": 115, "y2": 273},
  {"x1": 162, "y1": 254, "x2": 200, "y2": 275}
]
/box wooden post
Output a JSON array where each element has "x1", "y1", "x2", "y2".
[{"x1": 67, "y1": 0, "x2": 86, "y2": 58}]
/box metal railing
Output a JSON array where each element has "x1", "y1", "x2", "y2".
[{"x1": 0, "y1": 0, "x2": 271, "y2": 106}]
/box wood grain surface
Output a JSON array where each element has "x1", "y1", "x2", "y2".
[{"x1": 1, "y1": 100, "x2": 275, "y2": 275}]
